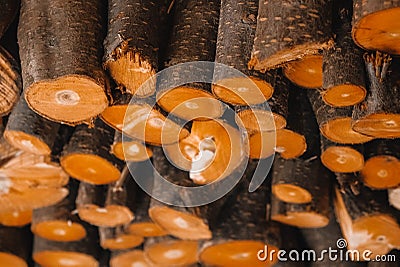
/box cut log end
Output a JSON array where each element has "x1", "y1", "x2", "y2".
[
  {"x1": 0, "y1": 252, "x2": 27, "y2": 267},
  {"x1": 271, "y1": 212, "x2": 329, "y2": 228},
  {"x1": 212, "y1": 77, "x2": 273, "y2": 106},
  {"x1": 0, "y1": 210, "x2": 32, "y2": 227},
  {"x1": 101, "y1": 234, "x2": 144, "y2": 250},
  {"x1": 272, "y1": 184, "x2": 312, "y2": 204},
  {"x1": 149, "y1": 206, "x2": 212, "y2": 240},
  {"x1": 110, "y1": 250, "x2": 152, "y2": 267},
  {"x1": 112, "y1": 140, "x2": 152, "y2": 162},
  {"x1": 283, "y1": 55, "x2": 323, "y2": 89},
  {"x1": 101, "y1": 104, "x2": 128, "y2": 132},
  {"x1": 322, "y1": 84, "x2": 366, "y2": 107},
  {"x1": 352, "y1": 114, "x2": 400, "y2": 138},
  {"x1": 145, "y1": 240, "x2": 198, "y2": 266},
  {"x1": 61, "y1": 154, "x2": 121, "y2": 185},
  {"x1": 123, "y1": 104, "x2": 190, "y2": 145},
  {"x1": 25, "y1": 76, "x2": 108, "y2": 124},
  {"x1": 200, "y1": 241, "x2": 278, "y2": 267},
  {"x1": 250, "y1": 41, "x2": 332, "y2": 71},
  {"x1": 31, "y1": 220, "x2": 86, "y2": 242},
  {"x1": 3, "y1": 130, "x2": 51, "y2": 155},
  {"x1": 321, "y1": 117, "x2": 373, "y2": 144},
  {"x1": 352, "y1": 7, "x2": 400, "y2": 55},
  {"x1": 105, "y1": 51, "x2": 156, "y2": 96},
  {"x1": 388, "y1": 187, "x2": 400, "y2": 210},
  {"x1": 237, "y1": 110, "x2": 286, "y2": 132},
  {"x1": 276, "y1": 129, "x2": 307, "y2": 159},
  {"x1": 33, "y1": 251, "x2": 98, "y2": 267},
  {"x1": 157, "y1": 87, "x2": 223, "y2": 120},
  {"x1": 128, "y1": 222, "x2": 168, "y2": 237},
  {"x1": 321, "y1": 146, "x2": 364, "y2": 173},
  {"x1": 78, "y1": 204, "x2": 133, "y2": 227},
  {"x1": 362, "y1": 156, "x2": 400, "y2": 189},
  {"x1": 248, "y1": 131, "x2": 275, "y2": 159}
]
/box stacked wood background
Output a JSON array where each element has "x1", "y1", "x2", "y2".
[{"x1": 1, "y1": 0, "x2": 400, "y2": 266}]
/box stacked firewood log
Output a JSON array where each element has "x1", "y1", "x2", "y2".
[{"x1": 0, "y1": 0, "x2": 400, "y2": 266}]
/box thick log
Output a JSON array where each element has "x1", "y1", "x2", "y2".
[
  {"x1": 18, "y1": 0, "x2": 108, "y2": 124},
  {"x1": 334, "y1": 174, "x2": 400, "y2": 259},
  {"x1": 200, "y1": 161, "x2": 280, "y2": 267},
  {"x1": 0, "y1": 45, "x2": 21, "y2": 116},
  {"x1": 352, "y1": 52, "x2": 400, "y2": 138},
  {"x1": 307, "y1": 89, "x2": 373, "y2": 144},
  {"x1": 0, "y1": 0, "x2": 19, "y2": 39},
  {"x1": 320, "y1": 136, "x2": 364, "y2": 173},
  {"x1": 33, "y1": 228, "x2": 101, "y2": 267},
  {"x1": 156, "y1": 0, "x2": 223, "y2": 121},
  {"x1": 4, "y1": 97, "x2": 60, "y2": 155},
  {"x1": 322, "y1": 0, "x2": 366, "y2": 107},
  {"x1": 283, "y1": 54, "x2": 323, "y2": 89},
  {"x1": 249, "y1": 0, "x2": 333, "y2": 71},
  {"x1": 61, "y1": 119, "x2": 123, "y2": 184},
  {"x1": 352, "y1": 0, "x2": 400, "y2": 55},
  {"x1": 361, "y1": 139, "x2": 400, "y2": 189},
  {"x1": 212, "y1": 0, "x2": 274, "y2": 106},
  {"x1": 0, "y1": 225, "x2": 32, "y2": 267},
  {"x1": 111, "y1": 131, "x2": 152, "y2": 162},
  {"x1": 104, "y1": 0, "x2": 164, "y2": 96}
]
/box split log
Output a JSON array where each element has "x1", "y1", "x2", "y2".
[
  {"x1": 388, "y1": 187, "x2": 400, "y2": 210},
  {"x1": 283, "y1": 54, "x2": 323, "y2": 89},
  {"x1": 144, "y1": 236, "x2": 199, "y2": 267},
  {"x1": 61, "y1": 119, "x2": 123, "y2": 185},
  {"x1": 156, "y1": 0, "x2": 223, "y2": 121},
  {"x1": 103, "y1": 0, "x2": 164, "y2": 96},
  {"x1": 18, "y1": 0, "x2": 109, "y2": 125},
  {"x1": 0, "y1": 225, "x2": 32, "y2": 267},
  {"x1": 212, "y1": 0, "x2": 274, "y2": 106},
  {"x1": 307, "y1": 89, "x2": 373, "y2": 144},
  {"x1": 33, "y1": 227, "x2": 101, "y2": 267},
  {"x1": 110, "y1": 250, "x2": 154, "y2": 267},
  {"x1": 320, "y1": 136, "x2": 364, "y2": 173},
  {"x1": 322, "y1": 0, "x2": 366, "y2": 107},
  {"x1": 111, "y1": 131, "x2": 152, "y2": 162},
  {"x1": 334, "y1": 174, "x2": 400, "y2": 260},
  {"x1": 4, "y1": 97, "x2": 60, "y2": 156},
  {"x1": 249, "y1": 0, "x2": 333, "y2": 71},
  {"x1": 352, "y1": 0, "x2": 400, "y2": 55},
  {"x1": 0, "y1": 45, "x2": 21, "y2": 116},
  {"x1": 271, "y1": 158, "x2": 331, "y2": 228},
  {"x1": 200, "y1": 160, "x2": 280, "y2": 267},
  {"x1": 31, "y1": 179, "x2": 87, "y2": 242},
  {"x1": 352, "y1": 52, "x2": 400, "y2": 138},
  {"x1": 0, "y1": 209, "x2": 32, "y2": 227},
  {"x1": 0, "y1": 0, "x2": 19, "y2": 39},
  {"x1": 361, "y1": 139, "x2": 400, "y2": 189}
]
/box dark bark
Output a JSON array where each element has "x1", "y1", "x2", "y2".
[
  {"x1": 18, "y1": 0, "x2": 108, "y2": 124},
  {"x1": 76, "y1": 182, "x2": 108, "y2": 209},
  {"x1": 0, "y1": 45, "x2": 21, "y2": 116},
  {"x1": 0, "y1": 0, "x2": 19, "y2": 39},
  {"x1": 50, "y1": 124, "x2": 75, "y2": 163},
  {"x1": 322, "y1": 0, "x2": 366, "y2": 106},
  {"x1": 363, "y1": 139, "x2": 400, "y2": 160},
  {"x1": 249, "y1": 0, "x2": 333, "y2": 71},
  {"x1": 4, "y1": 96, "x2": 60, "y2": 155},
  {"x1": 0, "y1": 224, "x2": 32, "y2": 265}
]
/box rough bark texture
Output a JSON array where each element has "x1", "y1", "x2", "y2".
[
  {"x1": 76, "y1": 182, "x2": 108, "y2": 209},
  {"x1": 363, "y1": 139, "x2": 400, "y2": 160},
  {"x1": 18, "y1": 0, "x2": 108, "y2": 124},
  {"x1": 0, "y1": 224, "x2": 33, "y2": 265},
  {"x1": 322, "y1": 0, "x2": 366, "y2": 105},
  {"x1": 0, "y1": 0, "x2": 20, "y2": 39},
  {"x1": 249, "y1": 0, "x2": 333, "y2": 71},
  {"x1": 50, "y1": 124, "x2": 75, "y2": 163},
  {"x1": 4, "y1": 96, "x2": 60, "y2": 155}
]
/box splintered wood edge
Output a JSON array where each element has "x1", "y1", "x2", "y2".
[
  {"x1": 322, "y1": 84, "x2": 366, "y2": 107},
  {"x1": 275, "y1": 129, "x2": 307, "y2": 159},
  {"x1": 145, "y1": 239, "x2": 199, "y2": 266},
  {"x1": 33, "y1": 251, "x2": 98, "y2": 267},
  {"x1": 105, "y1": 50, "x2": 156, "y2": 96},
  {"x1": 3, "y1": 130, "x2": 51, "y2": 156},
  {"x1": 321, "y1": 146, "x2": 364, "y2": 173},
  {"x1": 212, "y1": 76, "x2": 273, "y2": 106},
  {"x1": 77, "y1": 204, "x2": 134, "y2": 227},
  {"x1": 101, "y1": 234, "x2": 144, "y2": 250},
  {"x1": 361, "y1": 155, "x2": 400, "y2": 189},
  {"x1": 31, "y1": 220, "x2": 87, "y2": 242},
  {"x1": 352, "y1": 113, "x2": 400, "y2": 139},
  {"x1": 283, "y1": 55, "x2": 323, "y2": 89},
  {"x1": 272, "y1": 184, "x2": 312, "y2": 204},
  {"x1": 0, "y1": 252, "x2": 27, "y2": 267},
  {"x1": 24, "y1": 75, "x2": 108, "y2": 125}
]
